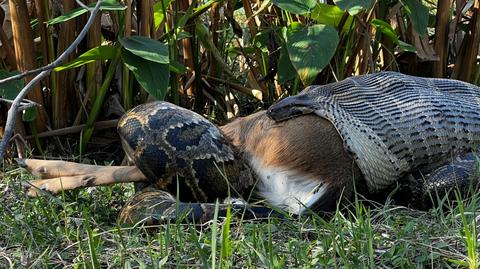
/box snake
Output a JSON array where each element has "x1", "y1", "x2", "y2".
[
  {"x1": 116, "y1": 102, "x2": 271, "y2": 224},
  {"x1": 117, "y1": 72, "x2": 480, "y2": 225}
]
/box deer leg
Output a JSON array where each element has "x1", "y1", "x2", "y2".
[{"x1": 17, "y1": 159, "x2": 148, "y2": 196}]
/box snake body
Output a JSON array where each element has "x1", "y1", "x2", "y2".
[
  {"x1": 117, "y1": 102, "x2": 252, "y2": 202},
  {"x1": 268, "y1": 71, "x2": 480, "y2": 194},
  {"x1": 117, "y1": 72, "x2": 480, "y2": 224}
]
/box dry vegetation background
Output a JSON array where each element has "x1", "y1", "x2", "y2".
[{"x1": 0, "y1": 0, "x2": 478, "y2": 161}]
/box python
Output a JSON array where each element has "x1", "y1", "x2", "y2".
[{"x1": 20, "y1": 72, "x2": 480, "y2": 224}]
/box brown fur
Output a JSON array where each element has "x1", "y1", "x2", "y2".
[
  {"x1": 24, "y1": 110, "x2": 364, "y2": 211},
  {"x1": 220, "y1": 111, "x2": 364, "y2": 205}
]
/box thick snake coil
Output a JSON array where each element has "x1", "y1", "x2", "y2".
[
  {"x1": 268, "y1": 72, "x2": 480, "y2": 196},
  {"x1": 117, "y1": 72, "x2": 480, "y2": 224},
  {"x1": 117, "y1": 102, "x2": 267, "y2": 224}
]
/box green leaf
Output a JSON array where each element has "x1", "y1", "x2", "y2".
[
  {"x1": 54, "y1": 45, "x2": 116, "y2": 71},
  {"x1": 176, "y1": 2, "x2": 196, "y2": 30},
  {"x1": 0, "y1": 71, "x2": 33, "y2": 123},
  {"x1": 121, "y1": 49, "x2": 170, "y2": 100},
  {"x1": 22, "y1": 107, "x2": 37, "y2": 122},
  {"x1": 176, "y1": 31, "x2": 193, "y2": 40},
  {"x1": 371, "y1": 19, "x2": 416, "y2": 52},
  {"x1": 401, "y1": 0, "x2": 429, "y2": 35},
  {"x1": 0, "y1": 70, "x2": 23, "y2": 99},
  {"x1": 334, "y1": 0, "x2": 373, "y2": 15},
  {"x1": 285, "y1": 24, "x2": 339, "y2": 85},
  {"x1": 398, "y1": 40, "x2": 416, "y2": 52},
  {"x1": 47, "y1": 1, "x2": 126, "y2": 25},
  {"x1": 226, "y1": 46, "x2": 256, "y2": 57},
  {"x1": 169, "y1": 60, "x2": 187, "y2": 74},
  {"x1": 153, "y1": 0, "x2": 174, "y2": 30},
  {"x1": 371, "y1": 19, "x2": 398, "y2": 42},
  {"x1": 119, "y1": 36, "x2": 169, "y2": 64},
  {"x1": 272, "y1": 0, "x2": 317, "y2": 14},
  {"x1": 278, "y1": 46, "x2": 297, "y2": 84},
  {"x1": 310, "y1": 3, "x2": 354, "y2": 30}
]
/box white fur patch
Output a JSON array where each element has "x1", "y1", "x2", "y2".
[{"x1": 248, "y1": 157, "x2": 327, "y2": 215}]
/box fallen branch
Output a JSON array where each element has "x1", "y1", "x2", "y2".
[
  {"x1": 0, "y1": 0, "x2": 103, "y2": 163},
  {"x1": 25, "y1": 119, "x2": 118, "y2": 139}
]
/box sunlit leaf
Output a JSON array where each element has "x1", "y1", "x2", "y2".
[
  {"x1": 54, "y1": 45, "x2": 116, "y2": 71},
  {"x1": 120, "y1": 36, "x2": 169, "y2": 64},
  {"x1": 121, "y1": 49, "x2": 170, "y2": 100},
  {"x1": 310, "y1": 3, "x2": 354, "y2": 30},
  {"x1": 334, "y1": 0, "x2": 373, "y2": 15},
  {"x1": 371, "y1": 19, "x2": 416, "y2": 52},
  {"x1": 153, "y1": 0, "x2": 174, "y2": 30},
  {"x1": 272, "y1": 0, "x2": 316, "y2": 14},
  {"x1": 285, "y1": 24, "x2": 339, "y2": 85},
  {"x1": 47, "y1": 1, "x2": 126, "y2": 25},
  {"x1": 371, "y1": 19, "x2": 398, "y2": 42}
]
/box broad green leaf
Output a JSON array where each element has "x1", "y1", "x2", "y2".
[
  {"x1": 401, "y1": 0, "x2": 429, "y2": 35},
  {"x1": 285, "y1": 24, "x2": 339, "y2": 85},
  {"x1": 169, "y1": 60, "x2": 187, "y2": 74},
  {"x1": 371, "y1": 19, "x2": 416, "y2": 52},
  {"x1": 54, "y1": 45, "x2": 116, "y2": 71},
  {"x1": 278, "y1": 46, "x2": 297, "y2": 84},
  {"x1": 119, "y1": 36, "x2": 169, "y2": 64},
  {"x1": 121, "y1": 49, "x2": 169, "y2": 100},
  {"x1": 334, "y1": 0, "x2": 373, "y2": 15},
  {"x1": 310, "y1": 4, "x2": 354, "y2": 30},
  {"x1": 47, "y1": 1, "x2": 126, "y2": 25},
  {"x1": 153, "y1": 0, "x2": 174, "y2": 30},
  {"x1": 371, "y1": 19, "x2": 398, "y2": 42},
  {"x1": 272, "y1": 0, "x2": 317, "y2": 14},
  {"x1": 0, "y1": 70, "x2": 23, "y2": 99}
]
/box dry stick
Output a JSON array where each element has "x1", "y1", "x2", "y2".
[
  {"x1": 0, "y1": 0, "x2": 103, "y2": 163},
  {"x1": 0, "y1": 2, "x2": 100, "y2": 86},
  {"x1": 25, "y1": 119, "x2": 118, "y2": 139}
]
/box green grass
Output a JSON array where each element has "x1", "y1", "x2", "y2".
[{"x1": 1, "y1": 166, "x2": 479, "y2": 268}]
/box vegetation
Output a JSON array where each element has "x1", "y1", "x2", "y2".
[
  {"x1": 1, "y1": 0, "x2": 480, "y2": 267},
  {"x1": 1, "y1": 0, "x2": 479, "y2": 157},
  {"x1": 2, "y1": 168, "x2": 480, "y2": 267}
]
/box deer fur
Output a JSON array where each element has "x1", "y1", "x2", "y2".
[
  {"x1": 22, "y1": 110, "x2": 362, "y2": 213},
  {"x1": 221, "y1": 111, "x2": 363, "y2": 213}
]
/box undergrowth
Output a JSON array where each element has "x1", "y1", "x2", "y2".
[{"x1": 1, "y1": 166, "x2": 479, "y2": 268}]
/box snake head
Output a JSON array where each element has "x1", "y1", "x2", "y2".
[{"x1": 267, "y1": 94, "x2": 317, "y2": 122}]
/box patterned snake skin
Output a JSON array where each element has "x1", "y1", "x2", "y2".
[
  {"x1": 268, "y1": 72, "x2": 480, "y2": 196},
  {"x1": 118, "y1": 72, "x2": 480, "y2": 224},
  {"x1": 117, "y1": 102, "x2": 278, "y2": 224}
]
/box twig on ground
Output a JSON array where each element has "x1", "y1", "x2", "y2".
[
  {"x1": 25, "y1": 119, "x2": 118, "y2": 139},
  {"x1": 0, "y1": 0, "x2": 103, "y2": 163}
]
